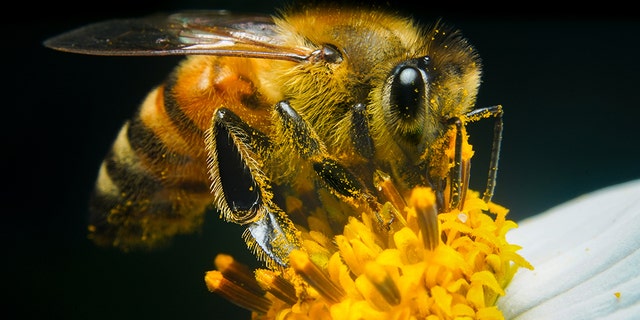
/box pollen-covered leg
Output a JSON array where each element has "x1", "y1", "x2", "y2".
[
  {"x1": 465, "y1": 105, "x2": 503, "y2": 203},
  {"x1": 206, "y1": 108, "x2": 300, "y2": 267},
  {"x1": 447, "y1": 118, "x2": 467, "y2": 211},
  {"x1": 274, "y1": 100, "x2": 371, "y2": 205},
  {"x1": 441, "y1": 105, "x2": 504, "y2": 212},
  {"x1": 207, "y1": 108, "x2": 270, "y2": 223},
  {"x1": 349, "y1": 103, "x2": 375, "y2": 160}
]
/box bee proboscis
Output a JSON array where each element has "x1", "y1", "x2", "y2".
[{"x1": 45, "y1": 5, "x2": 503, "y2": 268}]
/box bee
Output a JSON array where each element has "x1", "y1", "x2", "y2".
[{"x1": 45, "y1": 5, "x2": 502, "y2": 268}]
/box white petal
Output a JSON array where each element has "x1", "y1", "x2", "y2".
[{"x1": 498, "y1": 179, "x2": 640, "y2": 320}]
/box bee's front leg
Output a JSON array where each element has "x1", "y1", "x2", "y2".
[
  {"x1": 274, "y1": 100, "x2": 373, "y2": 206},
  {"x1": 206, "y1": 107, "x2": 300, "y2": 268},
  {"x1": 349, "y1": 102, "x2": 375, "y2": 160}
]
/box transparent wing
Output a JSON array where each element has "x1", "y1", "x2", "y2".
[{"x1": 43, "y1": 10, "x2": 311, "y2": 62}]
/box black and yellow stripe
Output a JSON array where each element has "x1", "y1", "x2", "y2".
[{"x1": 89, "y1": 67, "x2": 215, "y2": 250}]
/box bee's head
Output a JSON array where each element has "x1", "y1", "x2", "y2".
[{"x1": 380, "y1": 25, "x2": 482, "y2": 157}]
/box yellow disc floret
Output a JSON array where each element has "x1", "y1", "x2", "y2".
[{"x1": 206, "y1": 186, "x2": 532, "y2": 319}]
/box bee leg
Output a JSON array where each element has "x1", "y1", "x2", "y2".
[
  {"x1": 206, "y1": 107, "x2": 300, "y2": 267},
  {"x1": 448, "y1": 117, "x2": 465, "y2": 211},
  {"x1": 350, "y1": 103, "x2": 403, "y2": 228},
  {"x1": 350, "y1": 101, "x2": 403, "y2": 229},
  {"x1": 445, "y1": 105, "x2": 504, "y2": 211},
  {"x1": 349, "y1": 102, "x2": 375, "y2": 160},
  {"x1": 465, "y1": 105, "x2": 503, "y2": 203},
  {"x1": 484, "y1": 108, "x2": 503, "y2": 202},
  {"x1": 275, "y1": 100, "x2": 371, "y2": 203}
]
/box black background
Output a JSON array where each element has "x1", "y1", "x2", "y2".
[{"x1": 6, "y1": 0, "x2": 640, "y2": 319}]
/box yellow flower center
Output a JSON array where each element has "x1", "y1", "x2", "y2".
[
  {"x1": 205, "y1": 127, "x2": 532, "y2": 319},
  {"x1": 206, "y1": 185, "x2": 532, "y2": 319}
]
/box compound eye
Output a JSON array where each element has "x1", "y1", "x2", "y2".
[
  {"x1": 384, "y1": 56, "x2": 431, "y2": 144},
  {"x1": 389, "y1": 65, "x2": 427, "y2": 120}
]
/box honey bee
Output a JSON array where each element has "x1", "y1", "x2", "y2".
[{"x1": 45, "y1": 5, "x2": 502, "y2": 268}]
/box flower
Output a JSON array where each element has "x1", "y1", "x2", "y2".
[
  {"x1": 204, "y1": 127, "x2": 534, "y2": 320},
  {"x1": 203, "y1": 118, "x2": 639, "y2": 319},
  {"x1": 205, "y1": 183, "x2": 532, "y2": 319},
  {"x1": 497, "y1": 179, "x2": 640, "y2": 319},
  {"x1": 206, "y1": 179, "x2": 640, "y2": 319}
]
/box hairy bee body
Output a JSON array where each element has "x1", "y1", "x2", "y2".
[
  {"x1": 89, "y1": 56, "x2": 262, "y2": 248},
  {"x1": 46, "y1": 5, "x2": 497, "y2": 267}
]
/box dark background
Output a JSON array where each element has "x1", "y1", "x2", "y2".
[{"x1": 6, "y1": 0, "x2": 639, "y2": 319}]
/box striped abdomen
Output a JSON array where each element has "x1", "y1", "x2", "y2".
[{"x1": 89, "y1": 56, "x2": 271, "y2": 250}]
